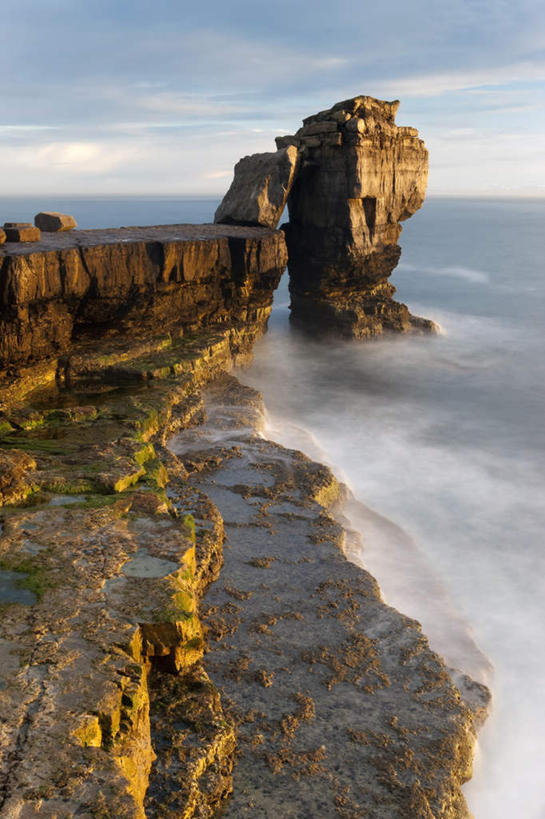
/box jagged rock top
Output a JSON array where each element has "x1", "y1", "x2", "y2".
[
  {"x1": 303, "y1": 95, "x2": 400, "y2": 125},
  {"x1": 276, "y1": 94, "x2": 424, "y2": 152},
  {"x1": 279, "y1": 94, "x2": 429, "y2": 253}
]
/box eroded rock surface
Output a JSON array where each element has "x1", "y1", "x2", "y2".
[
  {"x1": 0, "y1": 330, "x2": 244, "y2": 818},
  {"x1": 278, "y1": 96, "x2": 437, "y2": 337},
  {"x1": 0, "y1": 329, "x2": 490, "y2": 816},
  {"x1": 214, "y1": 146, "x2": 299, "y2": 229},
  {"x1": 172, "y1": 376, "x2": 490, "y2": 818}
]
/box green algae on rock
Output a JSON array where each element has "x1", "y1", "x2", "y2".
[{"x1": 0, "y1": 332, "x2": 249, "y2": 817}]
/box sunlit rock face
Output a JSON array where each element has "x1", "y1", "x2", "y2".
[
  {"x1": 214, "y1": 146, "x2": 299, "y2": 229},
  {"x1": 277, "y1": 96, "x2": 437, "y2": 337},
  {"x1": 0, "y1": 225, "x2": 287, "y2": 371}
]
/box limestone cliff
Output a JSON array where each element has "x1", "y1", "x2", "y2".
[
  {"x1": 277, "y1": 96, "x2": 437, "y2": 337},
  {"x1": 0, "y1": 224, "x2": 287, "y2": 372}
]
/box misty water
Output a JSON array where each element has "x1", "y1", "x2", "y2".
[
  {"x1": 240, "y1": 198, "x2": 545, "y2": 819},
  {"x1": 2, "y1": 195, "x2": 543, "y2": 817}
]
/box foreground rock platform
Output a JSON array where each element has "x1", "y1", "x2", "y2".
[
  {"x1": 0, "y1": 329, "x2": 246, "y2": 817},
  {"x1": 0, "y1": 325, "x2": 490, "y2": 817},
  {"x1": 172, "y1": 377, "x2": 489, "y2": 817}
]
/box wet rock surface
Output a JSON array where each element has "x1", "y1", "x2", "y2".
[
  {"x1": 0, "y1": 330, "x2": 491, "y2": 816},
  {"x1": 0, "y1": 330, "x2": 246, "y2": 817},
  {"x1": 172, "y1": 376, "x2": 490, "y2": 818}
]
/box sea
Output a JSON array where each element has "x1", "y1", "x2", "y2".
[{"x1": 2, "y1": 194, "x2": 543, "y2": 818}]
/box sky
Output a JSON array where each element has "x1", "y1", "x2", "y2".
[{"x1": 1, "y1": 0, "x2": 544, "y2": 197}]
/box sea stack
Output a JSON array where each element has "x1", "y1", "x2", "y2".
[
  {"x1": 278, "y1": 96, "x2": 437, "y2": 337},
  {"x1": 216, "y1": 95, "x2": 438, "y2": 338}
]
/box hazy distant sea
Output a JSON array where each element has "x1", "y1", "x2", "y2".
[{"x1": 2, "y1": 195, "x2": 544, "y2": 818}]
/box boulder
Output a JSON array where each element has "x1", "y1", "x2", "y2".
[
  {"x1": 214, "y1": 145, "x2": 298, "y2": 229},
  {"x1": 3, "y1": 223, "x2": 41, "y2": 242},
  {"x1": 34, "y1": 211, "x2": 77, "y2": 232}
]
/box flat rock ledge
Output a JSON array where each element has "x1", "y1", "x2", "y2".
[
  {"x1": 0, "y1": 328, "x2": 490, "y2": 817},
  {"x1": 0, "y1": 223, "x2": 287, "y2": 371}
]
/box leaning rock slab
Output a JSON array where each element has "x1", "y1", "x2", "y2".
[
  {"x1": 34, "y1": 211, "x2": 78, "y2": 231},
  {"x1": 215, "y1": 145, "x2": 298, "y2": 229}
]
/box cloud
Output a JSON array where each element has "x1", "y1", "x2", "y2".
[
  {"x1": 10, "y1": 140, "x2": 139, "y2": 174},
  {"x1": 0, "y1": 0, "x2": 544, "y2": 194},
  {"x1": 203, "y1": 170, "x2": 232, "y2": 179},
  {"x1": 137, "y1": 92, "x2": 243, "y2": 117},
  {"x1": 372, "y1": 59, "x2": 545, "y2": 98},
  {"x1": 0, "y1": 125, "x2": 59, "y2": 133}
]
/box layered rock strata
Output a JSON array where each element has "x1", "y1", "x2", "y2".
[
  {"x1": 0, "y1": 333, "x2": 490, "y2": 816},
  {"x1": 0, "y1": 223, "x2": 287, "y2": 371},
  {"x1": 0, "y1": 330, "x2": 246, "y2": 817},
  {"x1": 276, "y1": 96, "x2": 437, "y2": 337}
]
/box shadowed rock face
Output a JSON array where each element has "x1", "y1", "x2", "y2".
[{"x1": 276, "y1": 96, "x2": 437, "y2": 337}]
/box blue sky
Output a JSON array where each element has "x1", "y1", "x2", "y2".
[{"x1": 1, "y1": 0, "x2": 544, "y2": 196}]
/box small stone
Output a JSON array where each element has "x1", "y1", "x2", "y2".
[
  {"x1": 3, "y1": 223, "x2": 41, "y2": 242},
  {"x1": 34, "y1": 211, "x2": 77, "y2": 232}
]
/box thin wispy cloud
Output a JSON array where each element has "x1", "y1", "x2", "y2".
[{"x1": 372, "y1": 59, "x2": 545, "y2": 98}]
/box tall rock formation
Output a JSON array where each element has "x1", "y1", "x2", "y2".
[{"x1": 276, "y1": 96, "x2": 437, "y2": 336}]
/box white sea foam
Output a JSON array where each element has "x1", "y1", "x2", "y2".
[{"x1": 398, "y1": 262, "x2": 491, "y2": 284}]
